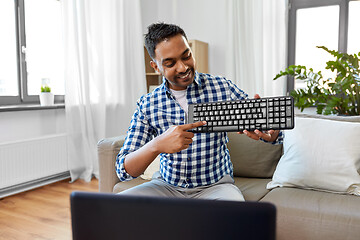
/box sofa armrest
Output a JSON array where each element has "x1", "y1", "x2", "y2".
[{"x1": 97, "y1": 135, "x2": 126, "y2": 193}]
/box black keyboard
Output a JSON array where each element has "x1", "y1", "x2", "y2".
[{"x1": 187, "y1": 96, "x2": 294, "y2": 133}]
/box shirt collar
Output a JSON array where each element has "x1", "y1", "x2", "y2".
[{"x1": 162, "y1": 71, "x2": 201, "y2": 97}]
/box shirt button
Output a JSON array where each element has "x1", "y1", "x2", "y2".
[{"x1": 180, "y1": 118, "x2": 184, "y2": 121}]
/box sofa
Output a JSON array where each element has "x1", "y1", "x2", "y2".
[{"x1": 97, "y1": 114, "x2": 360, "y2": 240}]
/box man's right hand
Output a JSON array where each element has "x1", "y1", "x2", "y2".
[
  {"x1": 154, "y1": 121, "x2": 206, "y2": 153},
  {"x1": 123, "y1": 121, "x2": 206, "y2": 178}
]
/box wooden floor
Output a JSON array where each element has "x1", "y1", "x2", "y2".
[{"x1": 0, "y1": 178, "x2": 99, "y2": 240}]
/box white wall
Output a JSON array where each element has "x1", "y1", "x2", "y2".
[
  {"x1": 140, "y1": 0, "x2": 229, "y2": 76},
  {"x1": 0, "y1": 109, "x2": 66, "y2": 144}
]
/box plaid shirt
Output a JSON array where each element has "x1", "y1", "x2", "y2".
[{"x1": 116, "y1": 72, "x2": 283, "y2": 188}]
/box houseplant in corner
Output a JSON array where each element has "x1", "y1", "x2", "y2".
[
  {"x1": 274, "y1": 46, "x2": 360, "y2": 116},
  {"x1": 40, "y1": 84, "x2": 54, "y2": 106}
]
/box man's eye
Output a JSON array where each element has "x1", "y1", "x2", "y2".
[
  {"x1": 164, "y1": 62, "x2": 175, "y2": 68},
  {"x1": 183, "y1": 53, "x2": 191, "y2": 60}
]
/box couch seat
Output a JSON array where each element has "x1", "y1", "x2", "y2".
[
  {"x1": 234, "y1": 177, "x2": 271, "y2": 201},
  {"x1": 261, "y1": 187, "x2": 360, "y2": 240}
]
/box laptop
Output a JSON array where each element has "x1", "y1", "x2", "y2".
[{"x1": 70, "y1": 191, "x2": 276, "y2": 240}]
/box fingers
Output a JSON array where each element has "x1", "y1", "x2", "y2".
[
  {"x1": 183, "y1": 138, "x2": 193, "y2": 144},
  {"x1": 243, "y1": 129, "x2": 273, "y2": 141},
  {"x1": 243, "y1": 130, "x2": 261, "y2": 140},
  {"x1": 177, "y1": 132, "x2": 196, "y2": 152},
  {"x1": 180, "y1": 121, "x2": 207, "y2": 131},
  {"x1": 254, "y1": 130, "x2": 272, "y2": 141}
]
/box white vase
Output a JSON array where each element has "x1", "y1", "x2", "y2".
[{"x1": 40, "y1": 92, "x2": 54, "y2": 106}]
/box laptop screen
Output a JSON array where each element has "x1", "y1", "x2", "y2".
[{"x1": 70, "y1": 191, "x2": 276, "y2": 240}]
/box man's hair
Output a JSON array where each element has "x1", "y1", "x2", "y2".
[{"x1": 144, "y1": 22, "x2": 187, "y2": 60}]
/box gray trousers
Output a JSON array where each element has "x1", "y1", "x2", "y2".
[{"x1": 119, "y1": 172, "x2": 245, "y2": 201}]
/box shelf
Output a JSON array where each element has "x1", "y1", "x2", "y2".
[{"x1": 189, "y1": 40, "x2": 209, "y2": 73}]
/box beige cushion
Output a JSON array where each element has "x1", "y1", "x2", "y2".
[
  {"x1": 227, "y1": 132, "x2": 283, "y2": 178},
  {"x1": 234, "y1": 177, "x2": 272, "y2": 201},
  {"x1": 261, "y1": 187, "x2": 360, "y2": 240},
  {"x1": 113, "y1": 177, "x2": 149, "y2": 193}
]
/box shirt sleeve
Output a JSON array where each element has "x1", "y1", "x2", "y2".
[{"x1": 115, "y1": 97, "x2": 155, "y2": 182}]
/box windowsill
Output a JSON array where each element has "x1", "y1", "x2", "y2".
[{"x1": 0, "y1": 103, "x2": 65, "y2": 112}]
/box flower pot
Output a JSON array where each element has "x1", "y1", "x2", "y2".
[{"x1": 40, "y1": 92, "x2": 54, "y2": 106}]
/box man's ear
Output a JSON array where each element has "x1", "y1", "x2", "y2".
[{"x1": 150, "y1": 60, "x2": 161, "y2": 74}]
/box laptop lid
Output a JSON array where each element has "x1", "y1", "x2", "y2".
[{"x1": 70, "y1": 191, "x2": 276, "y2": 240}]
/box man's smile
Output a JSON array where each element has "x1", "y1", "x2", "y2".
[{"x1": 176, "y1": 69, "x2": 192, "y2": 80}]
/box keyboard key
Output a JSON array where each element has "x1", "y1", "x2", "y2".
[
  {"x1": 269, "y1": 124, "x2": 279, "y2": 129},
  {"x1": 256, "y1": 119, "x2": 267, "y2": 124},
  {"x1": 212, "y1": 126, "x2": 239, "y2": 132},
  {"x1": 286, "y1": 117, "x2": 292, "y2": 127},
  {"x1": 286, "y1": 106, "x2": 292, "y2": 116},
  {"x1": 261, "y1": 108, "x2": 267, "y2": 117}
]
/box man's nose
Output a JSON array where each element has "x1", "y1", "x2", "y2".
[{"x1": 175, "y1": 60, "x2": 188, "y2": 73}]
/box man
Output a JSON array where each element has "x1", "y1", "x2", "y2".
[{"x1": 116, "y1": 22, "x2": 282, "y2": 201}]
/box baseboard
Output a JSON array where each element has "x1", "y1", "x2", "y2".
[{"x1": 0, "y1": 171, "x2": 71, "y2": 199}]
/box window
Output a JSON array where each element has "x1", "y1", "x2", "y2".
[
  {"x1": 287, "y1": 0, "x2": 360, "y2": 92},
  {"x1": 348, "y1": 1, "x2": 360, "y2": 54},
  {"x1": 0, "y1": 0, "x2": 64, "y2": 105},
  {"x1": 0, "y1": 0, "x2": 18, "y2": 97}
]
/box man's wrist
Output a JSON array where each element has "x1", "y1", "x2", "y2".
[{"x1": 147, "y1": 137, "x2": 162, "y2": 155}]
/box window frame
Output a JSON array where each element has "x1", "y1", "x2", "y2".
[
  {"x1": 287, "y1": 0, "x2": 352, "y2": 93},
  {"x1": 0, "y1": 0, "x2": 64, "y2": 106}
]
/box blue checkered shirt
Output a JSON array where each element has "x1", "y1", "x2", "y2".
[{"x1": 116, "y1": 72, "x2": 283, "y2": 188}]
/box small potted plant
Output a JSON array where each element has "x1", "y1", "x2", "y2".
[
  {"x1": 274, "y1": 46, "x2": 360, "y2": 116},
  {"x1": 40, "y1": 84, "x2": 54, "y2": 106}
]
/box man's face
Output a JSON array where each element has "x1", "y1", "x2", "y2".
[{"x1": 150, "y1": 34, "x2": 196, "y2": 90}]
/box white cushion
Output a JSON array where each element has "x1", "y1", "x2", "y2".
[
  {"x1": 267, "y1": 116, "x2": 360, "y2": 196},
  {"x1": 140, "y1": 155, "x2": 160, "y2": 180}
]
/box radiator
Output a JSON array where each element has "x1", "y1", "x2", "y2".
[{"x1": 0, "y1": 134, "x2": 69, "y2": 196}]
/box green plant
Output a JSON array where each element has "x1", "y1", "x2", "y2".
[
  {"x1": 41, "y1": 85, "x2": 51, "y2": 93},
  {"x1": 274, "y1": 46, "x2": 360, "y2": 115}
]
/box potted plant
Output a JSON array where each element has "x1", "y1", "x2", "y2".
[
  {"x1": 40, "y1": 85, "x2": 54, "y2": 106},
  {"x1": 274, "y1": 46, "x2": 360, "y2": 116}
]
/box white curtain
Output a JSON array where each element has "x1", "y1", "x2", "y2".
[
  {"x1": 226, "y1": 0, "x2": 288, "y2": 98},
  {"x1": 62, "y1": 0, "x2": 146, "y2": 182}
]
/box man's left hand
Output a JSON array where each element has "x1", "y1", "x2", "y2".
[
  {"x1": 237, "y1": 94, "x2": 279, "y2": 142},
  {"x1": 239, "y1": 129, "x2": 279, "y2": 142}
]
